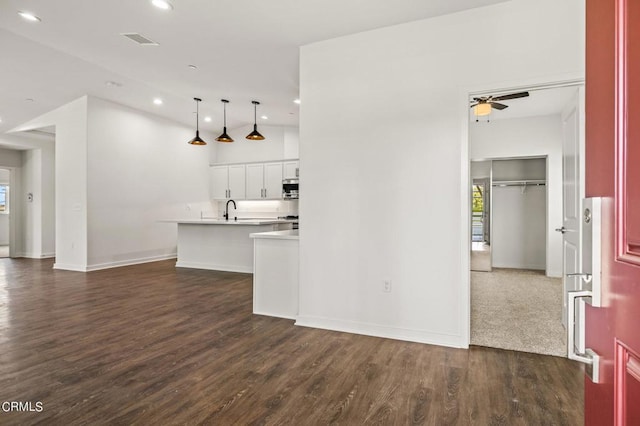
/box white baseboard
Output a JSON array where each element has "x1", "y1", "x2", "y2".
[
  {"x1": 491, "y1": 262, "x2": 546, "y2": 271},
  {"x1": 546, "y1": 269, "x2": 563, "y2": 278},
  {"x1": 85, "y1": 253, "x2": 177, "y2": 272},
  {"x1": 11, "y1": 251, "x2": 55, "y2": 259},
  {"x1": 21, "y1": 252, "x2": 55, "y2": 259},
  {"x1": 295, "y1": 315, "x2": 465, "y2": 348},
  {"x1": 253, "y1": 310, "x2": 297, "y2": 321},
  {"x1": 53, "y1": 263, "x2": 88, "y2": 272},
  {"x1": 175, "y1": 260, "x2": 252, "y2": 273}
]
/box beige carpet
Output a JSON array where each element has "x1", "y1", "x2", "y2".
[
  {"x1": 471, "y1": 268, "x2": 566, "y2": 357},
  {"x1": 470, "y1": 250, "x2": 491, "y2": 272}
]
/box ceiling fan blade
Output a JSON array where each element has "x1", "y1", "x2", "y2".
[
  {"x1": 492, "y1": 91, "x2": 530, "y2": 101},
  {"x1": 472, "y1": 97, "x2": 487, "y2": 102},
  {"x1": 470, "y1": 103, "x2": 479, "y2": 108},
  {"x1": 491, "y1": 102, "x2": 508, "y2": 110}
]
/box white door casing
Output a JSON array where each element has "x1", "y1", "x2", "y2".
[{"x1": 560, "y1": 87, "x2": 586, "y2": 353}]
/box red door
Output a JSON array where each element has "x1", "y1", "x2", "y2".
[{"x1": 585, "y1": 0, "x2": 640, "y2": 424}]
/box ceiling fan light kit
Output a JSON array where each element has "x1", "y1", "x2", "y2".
[
  {"x1": 188, "y1": 97, "x2": 207, "y2": 145},
  {"x1": 470, "y1": 91, "x2": 530, "y2": 122},
  {"x1": 474, "y1": 103, "x2": 492, "y2": 116},
  {"x1": 246, "y1": 101, "x2": 265, "y2": 140},
  {"x1": 215, "y1": 99, "x2": 234, "y2": 143}
]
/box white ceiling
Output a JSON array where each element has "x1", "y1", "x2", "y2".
[{"x1": 0, "y1": 0, "x2": 508, "y2": 141}]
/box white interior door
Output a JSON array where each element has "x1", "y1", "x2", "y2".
[{"x1": 560, "y1": 87, "x2": 585, "y2": 350}]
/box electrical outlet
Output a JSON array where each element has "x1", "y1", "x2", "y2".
[{"x1": 383, "y1": 280, "x2": 392, "y2": 293}]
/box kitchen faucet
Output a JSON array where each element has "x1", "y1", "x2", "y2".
[{"x1": 224, "y1": 199, "x2": 236, "y2": 221}]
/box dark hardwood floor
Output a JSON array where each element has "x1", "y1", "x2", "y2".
[{"x1": 0, "y1": 258, "x2": 583, "y2": 425}]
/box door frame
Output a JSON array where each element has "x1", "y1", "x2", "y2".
[{"x1": 460, "y1": 76, "x2": 585, "y2": 347}]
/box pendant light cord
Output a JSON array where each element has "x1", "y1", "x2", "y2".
[{"x1": 196, "y1": 100, "x2": 199, "y2": 132}]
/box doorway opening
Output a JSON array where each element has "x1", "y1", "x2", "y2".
[
  {"x1": 467, "y1": 82, "x2": 584, "y2": 357},
  {"x1": 471, "y1": 163, "x2": 491, "y2": 272}
]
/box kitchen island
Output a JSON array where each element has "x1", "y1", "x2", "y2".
[
  {"x1": 250, "y1": 229, "x2": 299, "y2": 319},
  {"x1": 168, "y1": 219, "x2": 293, "y2": 272}
]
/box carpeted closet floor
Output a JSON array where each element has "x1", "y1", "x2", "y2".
[{"x1": 471, "y1": 268, "x2": 566, "y2": 357}]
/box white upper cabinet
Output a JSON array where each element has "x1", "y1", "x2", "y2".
[
  {"x1": 209, "y1": 164, "x2": 246, "y2": 200},
  {"x1": 245, "y1": 162, "x2": 283, "y2": 200},
  {"x1": 283, "y1": 161, "x2": 299, "y2": 179},
  {"x1": 211, "y1": 160, "x2": 297, "y2": 201},
  {"x1": 246, "y1": 164, "x2": 265, "y2": 200},
  {"x1": 264, "y1": 162, "x2": 283, "y2": 199},
  {"x1": 228, "y1": 165, "x2": 246, "y2": 199}
]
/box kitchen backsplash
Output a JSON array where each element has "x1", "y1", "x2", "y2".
[{"x1": 210, "y1": 200, "x2": 298, "y2": 219}]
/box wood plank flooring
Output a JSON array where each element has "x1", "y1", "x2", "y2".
[{"x1": 0, "y1": 259, "x2": 583, "y2": 425}]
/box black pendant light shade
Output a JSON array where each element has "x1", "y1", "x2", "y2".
[
  {"x1": 188, "y1": 97, "x2": 207, "y2": 145},
  {"x1": 215, "y1": 99, "x2": 234, "y2": 143},
  {"x1": 246, "y1": 100, "x2": 265, "y2": 140}
]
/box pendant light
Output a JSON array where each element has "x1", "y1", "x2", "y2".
[
  {"x1": 215, "y1": 99, "x2": 234, "y2": 142},
  {"x1": 188, "y1": 97, "x2": 207, "y2": 145},
  {"x1": 246, "y1": 100, "x2": 265, "y2": 140}
]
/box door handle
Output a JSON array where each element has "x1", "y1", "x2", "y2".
[
  {"x1": 566, "y1": 272, "x2": 593, "y2": 283},
  {"x1": 555, "y1": 226, "x2": 567, "y2": 233},
  {"x1": 567, "y1": 290, "x2": 601, "y2": 383}
]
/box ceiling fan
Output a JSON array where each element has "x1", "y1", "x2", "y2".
[{"x1": 470, "y1": 91, "x2": 530, "y2": 118}]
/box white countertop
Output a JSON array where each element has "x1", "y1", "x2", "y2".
[
  {"x1": 163, "y1": 218, "x2": 296, "y2": 226},
  {"x1": 250, "y1": 229, "x2": 299, "y2": 240}
]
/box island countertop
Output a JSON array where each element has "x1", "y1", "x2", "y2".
[
  {"x1": 163, "y1": 218, "x2": 296, "y2": 226},
  {"x1": 167, "y1": 219, "x2": 294, "y2": 273},
  {"x1": 250, "y1": 229, "x2": 299, "y2": 240}
]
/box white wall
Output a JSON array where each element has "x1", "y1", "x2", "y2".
[
  {"x1": 86, "y1": 97, "x2": 213, "y2": 270},
  {"x1": 14, "y1": 95, "x2": 213, "y2": 270},
  {"x1": 492, "y1": 185, "x2": 547, "y2": 269},
  {"x1": 0, "y1": 169, "x2": 9, "y2": 245},
  {"x1": 0, "y1": 146, "x2": 25, "y2": 256},
  {"x1": 20, "y1": 144, "x2": 55, "y2": 258},
  {"x1": 298, "y1": 0, "x2": 583, "y2": 347},
  {"x1": 470, "y1": 115, "x2": 564, "y2": 276},
  {"x1": 212, "y1": 124, "x2": 299, "y2": 164},
  {"x1": 470, "y1": 161, "x2": 491, "y2": 179},
  {"x1": 0, "y1": 148, "x2": 22, "y2": 167},
  {"x1": 16, "y1": 96, "x2": 89, "y2": 269}
]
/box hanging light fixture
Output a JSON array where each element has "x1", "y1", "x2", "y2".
[
  {"x1": 188, "y1": 97, "x2": 207, "y2": 145},
  {"x1": 246, "y1": 100, "x2": 265, "y2": 140},
  {"x1": 215, "y1": 99, "x2": 234, "y2": 143}
]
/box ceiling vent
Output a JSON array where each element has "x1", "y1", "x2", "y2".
[{"x1": 121, "y1": 33, "x2": 159, "y2": 46}]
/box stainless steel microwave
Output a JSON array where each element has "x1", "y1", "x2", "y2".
[{"x1": 282, "y1": 178, "x2": 299, "y2": 199}]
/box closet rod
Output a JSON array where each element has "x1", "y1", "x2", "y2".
[{"x1": 492, "y1": 180, "x2": 546, "y2": 187}]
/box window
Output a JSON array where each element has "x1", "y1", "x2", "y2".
[{"x1": 0, "y1": 185, "x2": 8, "y2": 213}]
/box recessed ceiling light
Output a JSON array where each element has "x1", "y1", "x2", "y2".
[
  {"x1": 293, "y1": 99, "x2": 301, "y2": 104},
  {"x1": 18, "y1": 11, "x2": 41, "y2": 22},
  {"x1": 188, "y1": 64, "x2": 197, "y2": 70},
  {"x1": 25, "y1": 98, "x2": 34, "y2": 102},
  {"x1": 153, "y1": 98, "x2": 163, "y2": 105},
  {"x1": 261, "y1": 115, "x2": 268, "y2": 120},
  {"x1": 151, "y1": 0, "x2": 173, "y2": 10},
  {"x1": 204, "y1": 116, "x2": 212, "y2": 122},
  {"x1": 105, "y1": 80, "x2": 122, "y2": 88}
]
